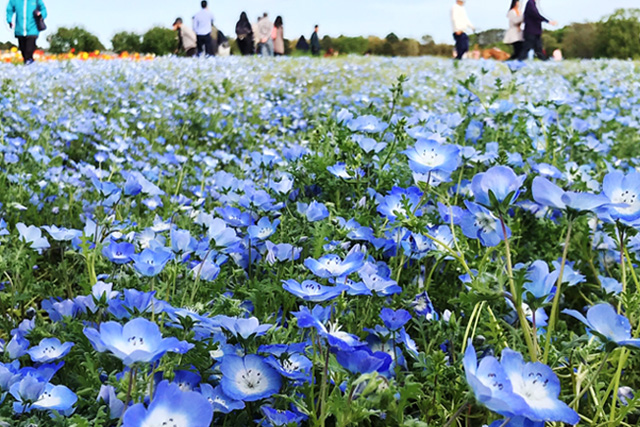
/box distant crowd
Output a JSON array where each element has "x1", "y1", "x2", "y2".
[{"x1": 173, "y1": 1, "x2": 322, "y2": 58}]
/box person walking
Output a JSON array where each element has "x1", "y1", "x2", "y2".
[
  {"x1": 257, "y1": 13, "x2": 274, "y2": 56},
  {"x1": 173, "y1": 18, "x2": 197, "y2": 57},
  {"x1": 235, "y1": 12, "x2": 254, "y2": 55},
  {"x1": 5, "y1": 0, "x2": 47, "y2": 64},
  {"x1": 504, "y1": 0, "x2": 524, "y2": 60},
  {"x1": 273, "y1": 16, "x2": 285, "y2": 56},
  {"x1": 310, "y1": 25, "x2": 321, "y2": 56},
  {"x1": 520, "y1": 0, "x2": 556, "y2": 60},
  {"x1": 193, "y1": 0, "x2": 216, "y2": 56},
  {"x1": 451, "y1": 0, "x2": 474, "y2": 60}
]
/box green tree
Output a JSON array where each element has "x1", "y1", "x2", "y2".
[
  {"x1": 596, "y1": 8, "x2": 640, "y2": 59},
  {"x1": 0, "y1": 41, "x2": 16, "y2": 50},
  {"x1": 141, "y1": 27, "x2": 177, "y2": 56},
  {"x1": 111, "y1": 31, "x2": 142, "y2": 54},
  {"x1": 47, "y1": 27, "x2": 105, "y2": 53},
  {"x1": 562, "y1": 23, "x2": 599, "y2": 58}
]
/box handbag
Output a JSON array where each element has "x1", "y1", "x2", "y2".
[{"x1": 34, "y1": 9, "x2": 46, "y2": 32}]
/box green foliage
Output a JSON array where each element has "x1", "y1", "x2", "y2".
[
  {"x1": 317, "y1": 34, "x2": 454, "y2": 57},
  {"x1": 47, "y1": 27, "x2": 105, "y2": 54},
  {"x1": 0, "y1": 41, "x2": 16, "y2": 50},
  {"x1": 562, "y1": 23, "x2": 599, "y2": 58},
  {"x1": 141, "y1": 27, "x2": 176, "y2": 56},
  {"x1": 596, "y1": 8, "x2": 640, "y2": 59},
  {"x1": 111, "y1": 31, "x2": 142, "y2": 53}
]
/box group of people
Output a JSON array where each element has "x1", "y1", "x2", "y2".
[
  {"x1": 451, "y1": 0, "x2": 557, "y2": 61},
  {"x1": 173, "y1": 1, "x2": 322, "y2": 57}
]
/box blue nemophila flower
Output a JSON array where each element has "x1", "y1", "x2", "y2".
[
  {"x1": 460, "y1": 201, "x2": 508, "y2": 247},
  {"x1": 6, "y1": 334, "x2": 30, "y2": 359},
  {"x1": 489, "y1": 417, "x2": 543, "y2": 427},
  {"x1": 265, "y1": 242, "x2": 302, "y2": 264},
  {"x1": 403, "y1": 139, "x2": 461, "y2": 175},
  {"x1": 563, "y1": 303, "x2": 640, "y2": 348},
  {"x1": 297, "y1": 201, "x2": 329, "y2": 222},
  {"x1": 471, "y1": 166, "x2": 526, "y2": 208},
  {"x1": 261, "y1": 406, "x2": 306, "y2": 427},
  {"x1": 380, "y1": 308, "x2": 412, "y2": 331},
  {"x1": 282, "y1": 279, "x2": 347, "y2": 302},
  {"x1": 97, "y1": 385, "x2": 125, "y2": 420},
  {"x1": 348, "y1": 115, "x2": 389, "y2": 133},
  {"x1": 124, "y1": 174, "x2": 143, "y2": 196},
  {"x1": 264, "y1": 353, "x2": 313, "y2": 384},
  {"x1": 304, "y1": 252, "x2": 365, "y2": 278},
  {"x1": 130, "y1": 247, "x2": 173, "y2": 277},
  {"x1": 600, "y1": 276, "x2": 622, "y2": 295},
  {"x1": 293, "y1": 306, "x2": 362, "y2": 350},
  {"x1": 200, "y1": 383, "x2": 245, "y2": 414},
  {"x1": 10, "y1": 376, "x2": 77, "y2": 414},
  {"x1": 220, "y1": 354, "x2": 282, "y2": 402},
  {"x1": 500, "y1": 349, "x2": 579, "y2": 424},
  {"x1": 248, "y1": 217, "x2": 280, "y2": 241},
  {"x1": 599, "y1": 170, "x2": 640, "y2": 225},
  {"x1": 84, "y1": 317, "x2": 193, "y2": 366},
  {"x1": 532, "y1": 176, "x2": 609, "y2": 212},
  {"x1": 358, "y1": 269, "x2": 402, "y2": 296},
  {"x1": 327, "y1": 162, "x2": 365, "y2": 180},
  {"x1": 355, "y1": 136, "x2": 387, "y2": 153},
  {"x1": 42, "y1": 225, "x2": 82, "y2": 241},
  {"x1": 170, "y1": 228, "x2": 197, "y2": 254},
  {"x1": 206, "y1": 218, "x2": 241, "y2": 249},
  {"x1": 16, "y1": 223, "x2": 50, "y2": 252},
  {"x1": 521, "y1": 260, "x2": 558, "y2": 300},
  {"x1": 411, "y1": 291, "x2": 438, "y2": 320},
  {"x1": 463, "y1": 341, "x2": 525, "y2": 417},
  {"x1": 123, "y1": 380, "x2": 213, "y2": 427},
  {"x1": 336, "y1": 347, "x2": 392, "y2": 374},
  {"x1": 377, "y1": 186, "x2": 423, "y2": 220},
  {"x1": 27, "y1": 338, "x2": 74, "y2": 363},
  {"x1": 191, "y1": 258, "x2": 221, "y2": 282},
  {"x1": 102, "y1": 240, "x2": 135, "y2": 265},
  {"x1": 218, "y1": 316, "x2": 273, "y2": 339}
]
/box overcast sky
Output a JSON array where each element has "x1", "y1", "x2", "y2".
[{"x1": 2, "y1": 0, "x2": 638, "y2": 47}]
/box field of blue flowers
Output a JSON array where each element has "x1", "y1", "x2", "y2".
[{"x1": 1, "y1": 56, "x2": 640, "y2": 426}]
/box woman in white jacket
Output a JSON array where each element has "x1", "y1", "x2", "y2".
[{"x1": 504, "y1": 0, "x2": 524, "y2": 60}]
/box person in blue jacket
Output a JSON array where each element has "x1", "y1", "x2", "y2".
[{"x1": 6, "y1": 0, "x2": 48, "y2": 64}]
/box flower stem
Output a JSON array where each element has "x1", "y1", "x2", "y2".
[
  {"x1": 543, "y1": 220, "x2": 573, "y2": 364},
  {"x1": 617, "y1": 225, "x2": 626, "y2": 314},
  {"x1": 443, "y1": 401, "x2": 469, "y2": 427},
  {"x1": 117, "y1": 367, "x2": 136, "y2": 427},
  {"x1": 570, "y1": 350, "x2": 610, "y2": 409},
  {"x1": 609, "y1": 348, "x2": 628, "y2": 424},
  {"x1": 500, "y1": 214, "x2": 537, "y2": 362}
]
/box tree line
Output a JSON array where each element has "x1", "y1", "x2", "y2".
[{"x1": 1, "y1": 8, "x2": 638, "y2": 59}]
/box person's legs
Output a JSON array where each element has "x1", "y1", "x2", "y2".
[
  {"x1": 17, "y1": 36, "x2": 26, "y2": 62},
  {"x1": 186, "y1": 48, "x2": 197, "y2": 57},
  {"x1": 534, "y1": 35, "x2": 547, "y2": 60},
  {"x1": 204, "y1": 34, "x2": 216, "y2": 56},
  {"x1": 520, "y1": 33, "x2": 533, "y2": 60},
  {"x1": 266, "y1": 38, "x2": 274, "y2": 57},
  {"x1": 454, "y1": 33, "x2": 468, "y2": 60},
  {"x1": 23, "y1": 36, "x2": 37, "y2": 63},
  {"x1": 196, "y1": 35, "x2": 205, "y2": 55},
  {"x1": 509, "y1": 41, "x2": 523, "y2": 60}
]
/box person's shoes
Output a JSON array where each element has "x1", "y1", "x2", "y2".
[{"x1": 24, "y1": 59, "x2": 35, "y2": 65}]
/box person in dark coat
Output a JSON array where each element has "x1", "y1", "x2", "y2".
[
  {"x1": 235, "y1": 11, "x2": 254, "y2": 55},
  {"x1": 296, "y1": 36, "x2": 309, "y2": 52},
  {"x1": 310, "y1": 25, "x2": 321, "y2": 56},
  {"x1": 520, "y1": 0, "x2": 556, "y2": 60}
]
